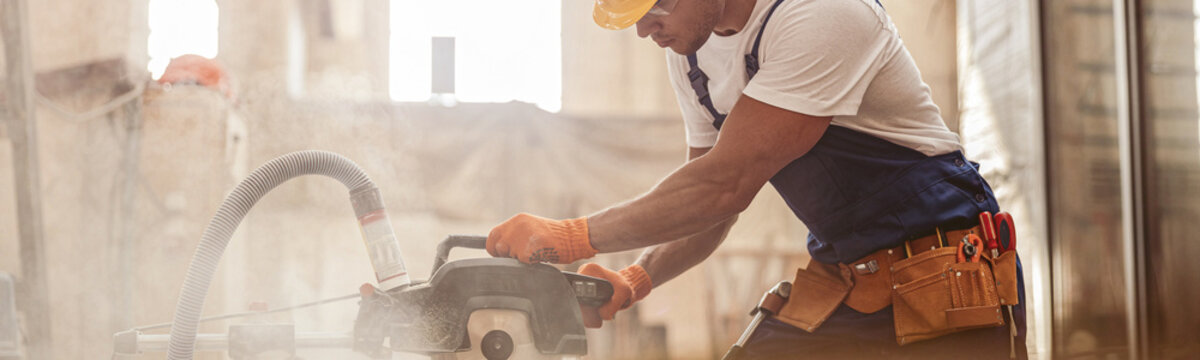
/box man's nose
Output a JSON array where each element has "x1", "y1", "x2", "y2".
[{"x1": 635, "y1": 18, "x2": 659, "y2": 38}]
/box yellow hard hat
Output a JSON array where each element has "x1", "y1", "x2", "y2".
[{"x1": 593, "y1": 0, "x2": 656, "y2": 30}]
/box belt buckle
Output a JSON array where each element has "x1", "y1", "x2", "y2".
[{"x1": 853, "y1": 259, "x2": 879, "y2": 275}]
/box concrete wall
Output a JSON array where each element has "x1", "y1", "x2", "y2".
[
  {"x1": 24, "y1": 0, "x2": 148, "y2": 80},
  {"x1": 1, "y1": 84, "x2": 241, "y2": 359}
]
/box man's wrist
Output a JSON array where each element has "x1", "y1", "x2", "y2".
[
  {"x1": 620, "y1": 264, "x2": 653, "y2": 302},
  {"x1": 552, "y1": 216, "x2": 597, "y2": 262}
]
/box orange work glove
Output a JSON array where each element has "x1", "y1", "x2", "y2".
[
  {"x1": 577, "y1": 263, "x2": 653, "y2": 328},
  {"x1": 486, "y1": 213, "x2": 598, "y2": 264}
]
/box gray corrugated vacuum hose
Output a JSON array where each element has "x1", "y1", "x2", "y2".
[{"x1": 166, "y1": 150, "x2": 410, "y2": 360}]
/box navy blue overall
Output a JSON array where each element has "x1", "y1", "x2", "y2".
[{"x1": 686, "y1": 0, "x2": 1028, "y2": 358}]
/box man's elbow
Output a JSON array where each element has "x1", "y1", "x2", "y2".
[
  {"x1": 691, "y1": 154, "x2": 769, "y2": 219},
  {"x1": 710, "y1": 183, "x2": 757, "y2": 217}
]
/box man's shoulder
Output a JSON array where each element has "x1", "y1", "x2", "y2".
[
  {"x1": 772, "y1": 0, "x2": 879, "y2": 14},
  {"x1": 768, "y1": 0, "x2": 890, "y2": 31},
  {"x1": 757, "y1": 0, "x2": 895, "y2": 57}
]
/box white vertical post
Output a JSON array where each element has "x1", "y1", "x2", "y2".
[
  {"x1": 1111, "y1": 0, "x2": 1148, "y2": 358},
  {"x1": 1, "y1": 0, "x2": 52, "y2": 358}
]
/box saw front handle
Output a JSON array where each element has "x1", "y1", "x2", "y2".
[
  {"x1": 431, "y1": 235, "x2": 489, "y2": 274},
  {"x1": 430, "y1": 235, "x2": 615, "y2": 307}
]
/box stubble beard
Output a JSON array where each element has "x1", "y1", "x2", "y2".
[{"x1": 672, "y1": 0, "x2": 722, "y2": 55}]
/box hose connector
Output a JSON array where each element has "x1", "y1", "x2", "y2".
[{"x1": 350, "y1": 186, "x2": 410, "y2": 290}]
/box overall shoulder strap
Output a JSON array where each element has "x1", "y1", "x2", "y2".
[
  {"x1": 686, "y1": 54, "x2": 728, "y2": 130},
  {"x1": 744, "y1": 0, "x2": 788, "y2": 80},
  {"x1": 686, "y1": 0, "x2": 788, "y2": 131}
]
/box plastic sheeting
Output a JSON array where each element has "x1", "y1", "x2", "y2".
[{"x1": 957, "y1": 0, "x2": 1050, "y2": 357}]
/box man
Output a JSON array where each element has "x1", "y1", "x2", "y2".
[{"x1": 486, "y1": 0, "x2": 1027, "y2": 358}]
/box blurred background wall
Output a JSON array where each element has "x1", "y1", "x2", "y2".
[
  {"x1": 1042, "y1": 0, "x2": 1200, "y2": 358},
  {"x1": 2, "y1": 0, "x2": 1198, "y2": 359}
]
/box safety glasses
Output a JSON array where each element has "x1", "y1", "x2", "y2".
[{"x1": 645, "y1": 0, "x2": 678, "y2": 17}]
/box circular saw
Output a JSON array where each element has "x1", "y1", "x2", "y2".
[{"x1": 355, "y1": 236, "x2": 612, "y2": 360}]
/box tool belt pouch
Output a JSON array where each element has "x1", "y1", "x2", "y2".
[
  {"x1": 987, "y1": 251, "x2": 1020, "y2": 307},
  {"x1": 890, "y1": 247, "x2": 1004, "y2": 345},
  {"x1": 777, "y1": 262, "x2": 852, "y2": 332}
]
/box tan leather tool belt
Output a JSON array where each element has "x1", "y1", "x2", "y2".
[{"x1": 774, "y1": 225, "x2": 1021, "y2": 345}]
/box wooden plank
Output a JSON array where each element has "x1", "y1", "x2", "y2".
[{"x1": 1, "y1": 0, "x2": 52, "y2": 358}]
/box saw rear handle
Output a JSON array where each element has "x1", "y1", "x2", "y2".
[{"x1": 430, "y1": 235, "x2": 615, "y2": 307}]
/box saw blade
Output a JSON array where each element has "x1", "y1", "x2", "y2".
[{"x1": 429, "y1": 309, "x2": 573, "y2": 360}]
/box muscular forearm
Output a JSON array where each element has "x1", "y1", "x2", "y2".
[
  {"x1": 634, "y1": 215, "x2": 737, "y2": 287},
  {"x1": 488, "y1": 97, "x2": 829, "y2": 266},
  {"x1": 587, "y1": 154, "x2": 760, "y2": 252}
]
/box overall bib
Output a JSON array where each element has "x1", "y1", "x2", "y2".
[{"x1": 685, "y1": 0, "x2": 1028, "y2": 358}]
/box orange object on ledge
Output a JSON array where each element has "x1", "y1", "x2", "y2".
[{"x1": 157, "y1": 54, "x2": 234, "y2": 100}]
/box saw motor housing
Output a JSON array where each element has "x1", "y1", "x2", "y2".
[{"x1": 354, "y1": 237, "x2": 613, "y2": 359}]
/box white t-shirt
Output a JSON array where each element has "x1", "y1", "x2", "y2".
[{"x1": 666, "y1": 0, "x2": 961, "y2": 156}]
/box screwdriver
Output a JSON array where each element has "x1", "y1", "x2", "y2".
[
  {"x1": 993, "y1": 211, "x2": 1017, "y2": 359},
  {"x1": 978, "y1": 211, "x2": 999, "y2": 258},
  {"x1": 994, "y1": 212, "x2": 1016, "y2": 254}
]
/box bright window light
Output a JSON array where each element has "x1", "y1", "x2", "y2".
[
  {"x1": 148, "y1": 0, "x2": 219, "y2": 79},
  {"x1": 389, "y1": 0, "x2": 562, "y2": 112}
]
